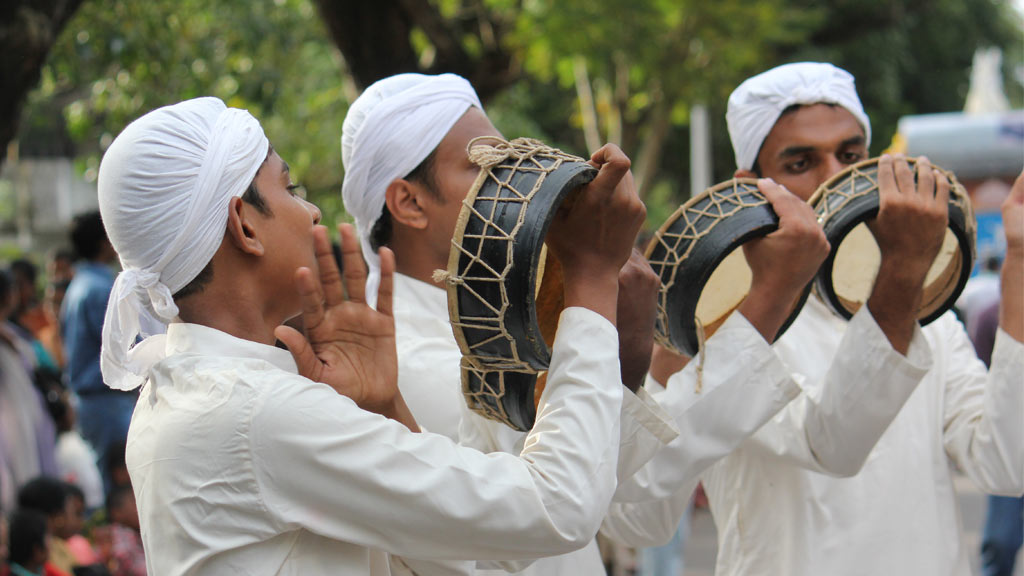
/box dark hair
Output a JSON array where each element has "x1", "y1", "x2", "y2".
[
  {"x1": 17, "y1": 476, "x2": 68, "y2": 517},
  {"x1": 52, "y1": 248, "x2": 74, "y2": 264},
  {"x1": 10, "y1": 258, "x2": 37, "y2": 287},
  {"x1": 0, "y1": 268, "x2": 12, "y2": 309},
  {"x1": 369, "y1": 149, "x2": 439, "y2": 251},
  {"x1": 64, "y1": 482, "x2": 85, "y2": 504},
  {"x1": 69, "y1": 211, "x2": 109, "y2": 261},
  {"x1": 7, "y1": 508, "x2": 49, "y2": 565},
  {"x1": 174, "y1": 179, "x2": 271, "y2": 301},
  {"x1": 241, "y1": 180, "x2": 272, "y2": 216},
  {"x1": 106, "y1": 485, "x2": 134, "y2": 517}
]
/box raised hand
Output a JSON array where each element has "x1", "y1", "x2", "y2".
[
  {"x1": 274, "y1": 223, "x2": 415, "y2": 428},
  {"x1": 546, "y1": 144, "x2": 647, "y2": 324},
  {"x1": 740, "y1": 178, "x2": 831, "y2": 342},
  {"x1": 869, "y1": 155, "x2": 950, "y2": 282},
  {"x1": 616, "y1": 248, "x2": 660, "y2": 392},
  {"x1": 1003, "y1": 170, "x2": 1024, "y2": 253},
  {"x1": 999, "y1": 170, "x2": 1024, "y2": 342},
  {"x1": 866, "y1": 155, "x2": 950, "y2": 354}
]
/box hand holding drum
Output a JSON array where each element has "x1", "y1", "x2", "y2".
[
  {"x1": 810, "y1": 156, "x2": 974, "y2": 326},
  {"x1": 739, "y1": 179, "x2": 830, "y2": 343},
  {"x1": 444, "y1": 137, "x2": 644, "y2": 431},
  {"x1": 546, "y1": 143, "x2": 646, "y2": 325}
]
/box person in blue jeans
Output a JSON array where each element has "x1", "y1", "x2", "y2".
[
  {"x1": 61, "y1": 211, "x2": 136, "y2": 494},
  {"x1": 970, "y1": 301, "x2": 1024, "y2": 576}
]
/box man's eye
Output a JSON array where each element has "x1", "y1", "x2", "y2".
[
  {"x1": 785, "y1": 159, "x2": 809, "y2": 173},
  {"x1": 841, "y1": 151, "x2": 865, "y2": 164},
  {"x1": 286, "y1": 184, "x2": 307, "y2": 199}
]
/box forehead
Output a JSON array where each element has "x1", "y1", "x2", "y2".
[
  {"x1": 759, "y1": 103, "x2": 865, "y2": 157},
  {"x1": 435, "y1": 107, "x2": 502, "y2": 164}
]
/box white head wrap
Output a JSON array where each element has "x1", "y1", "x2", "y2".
[
  {"x1": 97, "y1": 97, "x2": 269, "y2": 391},
  {"x1": 727, "y1": 62, "x2": 871, "y2": 171},
  {"x1": 341, "y1": 73, "x2": 482, "y2": 304}
]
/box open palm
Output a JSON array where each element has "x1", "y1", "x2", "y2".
[{"x1": 274, "y1": 224, "x2": 399, "y2": 415}]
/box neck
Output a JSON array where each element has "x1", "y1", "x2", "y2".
[
  {"x1": 174, "y1": 254, "x2": 290, "y2": 347},
  {"x1": 389, "y1": 225, "x2": 447, "y2": 287}
]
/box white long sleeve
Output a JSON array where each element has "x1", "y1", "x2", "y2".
[{"x1": 128, "y1": 309, "x2": 623, "y2": 575}]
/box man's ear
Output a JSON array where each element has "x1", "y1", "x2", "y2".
[
  {"x1": 225, "y1": 197, "x2": 265, "y2": 256},
  {"x1": 734, "y1": 168, "x2": 758, "y2": 179},
  {"x1": 385, "y1": 178, "x2": 429, "y2": 230}
]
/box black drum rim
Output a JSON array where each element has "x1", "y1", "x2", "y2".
[
  {"x1": 809, "y1": 157, "x2": 976, "y2": 325},
  {"x1": 445, "y1": 138, "x2": 597, "y2": 431},
  {"x1": 646, "y1": 178, "x2": 810, "y2": 357}
]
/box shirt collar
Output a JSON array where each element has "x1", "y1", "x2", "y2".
[
  {"x1": 394, "y1": 273, "x2": 449, "y2": 320},
  {"x1": 163, "y1": 322, "x2": 299, "y2": 374}
]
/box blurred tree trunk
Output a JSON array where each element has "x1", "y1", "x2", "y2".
[
  {"x1": 0, "y1": 0, "x2": 85, "y2": 164},
  {"x1": 313, "y1": 0, "x2": 517, "y2": 102}
]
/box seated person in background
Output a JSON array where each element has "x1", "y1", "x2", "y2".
[
  {"x1": 16, "y1": 478, "x2": 76, "y2": 575},
  {"x1": 52, "y1": 396, "x2": 103, "y2": 514},
  {"x1": 6, "y1": 507, "x2": 69, "y2": 576},
  {"x1": 104, "y1": 487, "x2": 142, "y2": 576}
]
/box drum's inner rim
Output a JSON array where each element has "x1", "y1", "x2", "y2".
[{"x1": 825, "y1": 214, "x2": 971, "y2": 324}]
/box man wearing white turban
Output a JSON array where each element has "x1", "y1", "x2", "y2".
[
  {"x1": 691, "y1": 61, "x2": 1024, "y2": 576},
  {"x1": 97, "y1": 96, "x2": 676, "y2": 574},
  {"x1": 339, "y1": 73, "x2": 899, "y2": 575}
]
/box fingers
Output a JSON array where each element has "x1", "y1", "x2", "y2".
[
  {"x1": 338, "y1": 223, "x2": 368, "y2": 304},
  {"x1": 1010, "y1": 170, "x2": 1024, "y2": 204},
  {"x1": 376, "y1": 247, "x2": 395, "y2": 318},
  {"x1": 294, "y1": 266, "x2": 326, "y2": 331},
  {"x1": 756, "y1": 177, "x2": 801, "y2": 224},
  {"x1": 915, "y1": 157, "x2": 935, "y2": 199},
  {"x1": 878, "y1": 154, "x2": 898, "y2": 204},
  {"x1": 894, "y1": 155, "x2": 915, "y2": 196},
  {"x1": 273, "y1": 325, "x2": 322, "y2": 382},
  {"x1": 312, "y1": 226, "x2": 344, "y2": 308},
  {"x1": 933, "y1": 168, "x2": 950, "y2": 209},
  {"x1": 587, "y1": 144, "x2": 632, "y2": 198}
]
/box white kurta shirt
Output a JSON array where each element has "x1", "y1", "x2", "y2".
[
  {"x1": 126, "y1": 308, "x2": 626, "y2": 576},
  {"x1": 702, "y1": 296, "x2": 1024, "y2": 576},
  {"x1": 392, "y1": 273, "x2": 839, "y2": 575},
  {"x1": 394, "y1": 273, "x2": 676, "y2": 576}
]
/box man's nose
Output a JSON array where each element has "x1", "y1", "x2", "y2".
[{"x1": 306, "y1": 200, "x2": 322, "y2": 225}]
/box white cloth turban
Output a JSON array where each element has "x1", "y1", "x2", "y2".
[
  {"x1": 341, "y1": 73, "x2": 482, "y2": 305},
  {"x1": 98, "y1": 97, "x2": 269, "y2": 391},
  {"x1": 727, "y1": 62, "x2": 871, "y2": 171}
]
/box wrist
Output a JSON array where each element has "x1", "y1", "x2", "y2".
[
  {"x1": 562, "y1": 269, "x2": 619, "y2": 324},
  {"x1": 875, "y1": 255, "x2": 930, "y2": 292}
]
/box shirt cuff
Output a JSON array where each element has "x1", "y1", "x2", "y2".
[
  {"x1": 849, "y1": 303, "x2": 934, "y2": 378},
  {"x1": 991, "y1": 327, "x2": 1024, "y2": 378}
]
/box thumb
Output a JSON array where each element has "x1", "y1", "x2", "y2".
[{"x1": 274, "y1": 325, "x2": 323, "y2": 382}]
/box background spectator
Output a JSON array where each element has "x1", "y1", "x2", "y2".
[{"x1": 60, "y1": 212, "x2": 133, "y2": 494}]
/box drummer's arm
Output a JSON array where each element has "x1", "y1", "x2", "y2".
[
  {"x1": 865, "y1": 155, "x2": 950, "y2": 355},
  {"x1": 998, "y1": 171, "x2": 1023, "y2": 343}
]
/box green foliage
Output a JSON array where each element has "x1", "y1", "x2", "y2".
[
  {"x1": 784, "y1": 0, "x2": 1024, "y2": 154},
  {"x1": 21, "y1": 0, "x2": 353, "y2": 227},
  {"x1": 18, "y1": 0, "x2": 1024, "y2": 237}
]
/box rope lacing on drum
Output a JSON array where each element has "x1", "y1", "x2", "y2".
[{"x1": 466, "y1": 136, "x2": 567, "y2": 169}]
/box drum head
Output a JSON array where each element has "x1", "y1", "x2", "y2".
[
  {"x1": 810, "y1": 158, "x2": 976, "y2": 324},
  {"x1": 646, "y1": 178, "x2": 810, "y2": 357}
]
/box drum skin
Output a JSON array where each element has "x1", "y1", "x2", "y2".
[
  {"x1": 810, "y1": 158, "x2": 976, "y2": 325},
  {"x1": 445, "y1": 138, "x2": 597, "y2": 431},
  {"x1": 646, "y1": 178, "x2": 811, "y2": 358}
]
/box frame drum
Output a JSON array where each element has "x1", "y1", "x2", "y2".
[
  {"x1": 443, "y1": 137, "x2": 596, "y2": 431},
  {"x1": 646, "y1": 178, "x2": 810, "y2": 357},
  {"x1": 809, "y1": 157, "x2": 976, "y2": 324}
]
